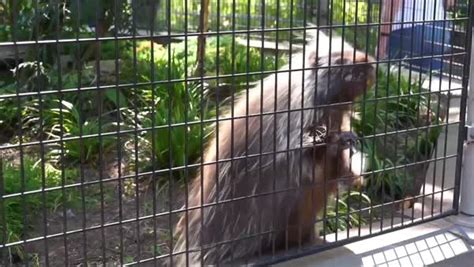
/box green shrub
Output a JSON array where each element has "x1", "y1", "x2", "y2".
[
  {"x1": 0, "y1": 63, "x2": 126, "y2": 165},
  {"x1": 119, "y1": 37, "x2": 284, "y2": 180},
  {"x1": 331, "y1": 0, "x2": 380, "y2": 54},
  {"x1": 99, "y1": 41, "x2": 134, "y2": 61},
  {"x1": 322, "y1": 191, "x2": 372, "y2": 235},
  {"x1": 1, "y1": 156, "x2": 78, "y2": 258},
  {"x1": 120, "y1": 41, "x2": 215, "y2": 179},
  {"x1": 0, "y1": 82, "x2": 19, "y2": 138},
  {"x1": 451, "y1": 0, "x2": 469, "y2": 29},
  {"x1": 0, "y1": 62, "x2": 50, "y2": 140},
  {"x1": 159, "y1": 0, "x2": 313, "y2": 39},
  {"x1": 41, "y1": 99, "x2": 118, "y2": 164},
  {"x1": 321, "y1": 65, "x2": 443, "y2": 234},
  {"x1": 127, "y1": 37, "x2": 286, "y2": 85},
  {"x1": 354, "y1": 66, "x2": 443, "y2": 202},
  {"x1": 200, "y1": 36, "x2": 288, "y2": 86}
]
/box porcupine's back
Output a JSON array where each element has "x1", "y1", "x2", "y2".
[{"x1": 172, "y1": 52, "x2": 322, "y2": 265}]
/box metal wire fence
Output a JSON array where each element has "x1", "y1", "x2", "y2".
[{"x1": 0, "y1": 0, "x2": 472, "y2": 266}]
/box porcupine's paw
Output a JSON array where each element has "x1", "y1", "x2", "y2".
[
  {"x1": 310, "y1": 126, "x2": 328, "y2": 144},
  {"x1": 302, "y1": 125, "x2": 327, "y2": 148}
]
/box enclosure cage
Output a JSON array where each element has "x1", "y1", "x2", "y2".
[{"x1": 0, "y1": 0, "x2": 472, "y2": 266}]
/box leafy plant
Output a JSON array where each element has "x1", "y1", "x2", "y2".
[
  {"x1": 331, "y1": 0, "x2": 380, "y2": 54},
  {"x1": 99, "y1": 40, "x2": 134, "y2": 61},
  {"x1": 354, "y1": 65, "x2": 443, "y2": 202},
  {"x1": 451, "y1": 0, "x2": 469, "y2": 29},
  {"x1": 43, "y1": 99, "x2": 118, "y2": 164},
  {"x1": 0, "y1": 1, "x2": 37, "y2": 42},
  {"x1": 320, "y1": 65, "x2": 444, "y2": 234},
  {"x1": 0, "y1": 82, "x2": 20, "y2": 138},
  {"x1": 199, "y1": 36, "x2": 288, "y2": 86},
  {"x1": 322, "y1": 191, "x2": 372, "y2": 234},
  {"x1": 0, "y1": 62, "x2": 50, "y2": 140},
  {"x1": 119, "y1": 37, "x2": 284, "y2": 180},
  {"x1": 122, "y1": 43, "x2": 215, "y2": 180},
  {"x1": 11, "y1": 61, "x2": 49, "y2": 93},
  {"x1": 127, "y1": 37, "x2": 286, "y2": 85},
  {"x1": 156, "y1": 0, "x2": 313, "y2": 40},
  {"x1": 1, "y1": 156, "x2": 78, "y2": 260}
]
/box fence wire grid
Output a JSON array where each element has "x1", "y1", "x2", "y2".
[{"x1": 0, "y1": 0, "x2": 472, "y2": 266}]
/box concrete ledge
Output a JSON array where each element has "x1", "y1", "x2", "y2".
[{"x1": 275, "y1": 216, "x2": 474, "y2": 267}]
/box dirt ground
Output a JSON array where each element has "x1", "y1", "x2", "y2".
[{"x1": 4, "y1": 155, "x2": 187, "y2": 267}]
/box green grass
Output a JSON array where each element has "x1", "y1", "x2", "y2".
[{"x1": 1, "y1": 156, "x2": 79, "y2": 259}]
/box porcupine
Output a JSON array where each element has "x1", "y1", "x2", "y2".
[{"x1": 172, "y1": 31, "x2": 375, "y2": 266}]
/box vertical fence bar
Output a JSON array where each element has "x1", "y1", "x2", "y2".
[
  {"x1": 35, "y1": 0, "x2": 50, "y2": 264},
  {"x1": 149, "y1": 1, "x2": 158, "y2": 265},
  {"x1": 0, "y1": 157, "x2": 6, "y2": 263},
  {"x1": 459, "y1": 2, "x2": 474, "y2": 215},
  {"x1": 166, "y1": 0, "x2": 174, "y2": 266}
]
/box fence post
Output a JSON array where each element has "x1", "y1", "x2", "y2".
[{"x1": 459, "y1": 18, "x2": 474, "y2": 216}]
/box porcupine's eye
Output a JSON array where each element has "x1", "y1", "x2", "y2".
[{"x1": 307, "y1": 49, "x2": 326, "y2": 69}]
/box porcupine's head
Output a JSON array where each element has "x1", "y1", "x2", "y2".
[
  {"x1": 308, "y1": 50, "x2": 376, "y2": 106},
  {"x1": 307, "y1": 49, "x2": 375, "y2": 190}
]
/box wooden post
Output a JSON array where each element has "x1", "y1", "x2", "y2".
[{"x1": 195, "y1": 0, "x2": 210, "y2": 77}]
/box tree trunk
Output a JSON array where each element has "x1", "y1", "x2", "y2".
[{"x1": 195, "y1": 0, "x2": 210, "y2": 77}]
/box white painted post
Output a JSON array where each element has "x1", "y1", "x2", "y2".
[{"x1": 459, "y1": 24, "x2": 474, "y2": 216}]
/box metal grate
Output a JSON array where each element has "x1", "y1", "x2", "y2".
[{"x1": 0, "y1": 0, "x2": 471, "y2": 266}]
